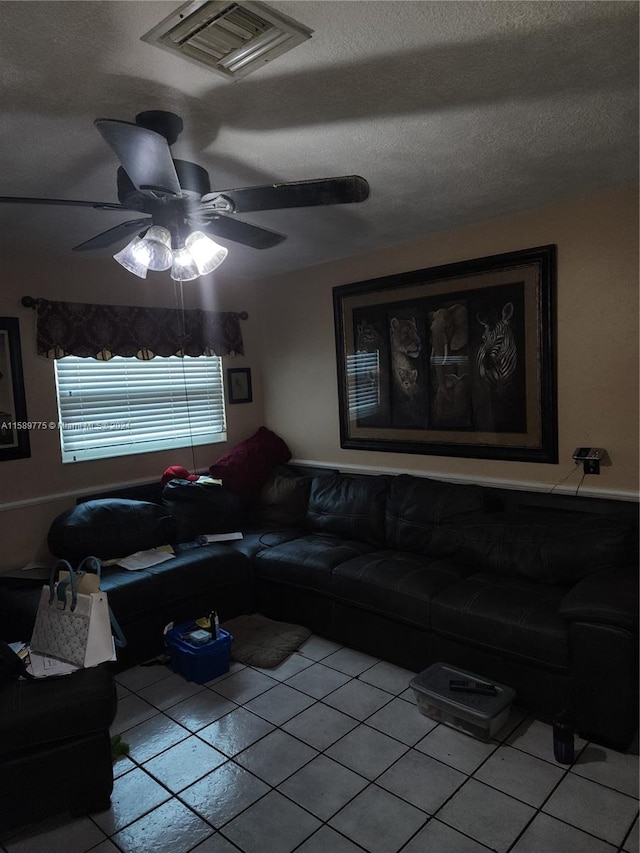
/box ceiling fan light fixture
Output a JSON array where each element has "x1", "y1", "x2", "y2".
[
  {"x1": 113, "y1": 236, "x2": 149, "y2": 278},
  {"x1": 139, "y1": 225, "x2": 173, "y2": 271},
  {"x1": 185, "y1": 230, "x2": 228, "y2": 274},
  {"x1": 170, "y1": 246, "x2": 200, "y2": 281}
]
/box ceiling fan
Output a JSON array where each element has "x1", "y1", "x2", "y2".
[{"x1": 0, "y1": 110, "x2": 369, "y2": 278}]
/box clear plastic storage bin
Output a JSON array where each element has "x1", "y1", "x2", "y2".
[{"x1": 410, "y1": 662, "x2": 515, "y2": 741}]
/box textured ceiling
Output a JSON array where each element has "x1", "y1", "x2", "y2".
[{"x1": 0, "y1": 1, "x2": 638, "y2": 280}]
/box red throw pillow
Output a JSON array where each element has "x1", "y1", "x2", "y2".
[{"x1": 209, "y1": 427, "x2": 292, "y2": 502}]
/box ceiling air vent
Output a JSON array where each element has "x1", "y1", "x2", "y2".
[{"x1": 141, "y1": 0, "x2": 313, "y2": 79}]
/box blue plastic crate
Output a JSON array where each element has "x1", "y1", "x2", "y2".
[{"x1": 165, "y1": 623, "x2": 233, "y2": 684}]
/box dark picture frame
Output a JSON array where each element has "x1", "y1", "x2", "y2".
[
  {"x1": 0, "y1": 317, "x2": 31, "y2": 461},
  {"x1": 333, "y1": 245, "x2": 557, "y2": 463},
  {"x1": 227, "y1": 367, "x2": 253, "y2": 404}
]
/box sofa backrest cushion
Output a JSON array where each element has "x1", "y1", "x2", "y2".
[
  {"x1": 257, "y1": 465, "x2": 312, "y2": 527},
  {"x1": 162, "y1": 480, "x2": 245, "y2": 542},
  {"x1": 48, "y1": 499, "x2": 175, "y2": 562},
  {"x1": 386, "y1": 474, "x2": 486, "y2": 554},
  {"x1": 434, "y1": 512, "x2": 635, "y2": 585},
  {"x1": 306, "y1": 473, "x2": 389, "y2": 547}
]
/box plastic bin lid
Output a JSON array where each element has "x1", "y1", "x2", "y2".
[{"x1": 410, "y1": 662, "x2": 515, "y2": 719}]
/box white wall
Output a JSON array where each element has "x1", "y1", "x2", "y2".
[{"x1": 252, "y1": 186, "x2": 639, "y2": 498}]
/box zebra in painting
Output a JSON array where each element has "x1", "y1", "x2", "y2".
[{"x1": 476, "y1": 302, "x2": 517, "y2": 396}]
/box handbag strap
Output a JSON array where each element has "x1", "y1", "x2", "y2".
[
  {"x1": 77, "y1": 555, "x2": 102, "y2": 583},
  {"x1": 109, "y1": 610, "x2": 127, "y2": 649},
  {"x1": 48, "y1": 559, "x2": 78, "y2": 611},
  {"x1": 47, "y1": 559, "x2": 72, "y2": 604},
  {"x1": 52, "y1": 555, "x2": 103, "y2": 612}
]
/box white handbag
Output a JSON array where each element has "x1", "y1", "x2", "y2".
[{"x1": 30, "y1": 557, "x2": 116, "y2": 668}]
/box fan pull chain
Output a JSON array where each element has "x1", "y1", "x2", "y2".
[{"x1": 174, "y1": 281, "x2": 198, "y2": 477}]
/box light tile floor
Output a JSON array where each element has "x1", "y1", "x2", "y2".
[{"x1": 2, "y1": 635, "x2": 638, "y2": 853}]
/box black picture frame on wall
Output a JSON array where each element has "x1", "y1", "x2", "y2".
[
  {"x1": 333, "y1": 245, "x2": 557, "y2": 463},
  {"x1": 0, "y1": 317, "x2": 31, "y2": 461},
  {"x1": 227, "y1": 367, "x2": 253, "y2": 404}
]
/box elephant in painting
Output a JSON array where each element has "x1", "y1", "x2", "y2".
[
  {"x1": 428, "y1": 304, "x2": 470, "y2": 423},
  {"x1": 429, "y1": 305, "x2": 468, "y2": 363}
]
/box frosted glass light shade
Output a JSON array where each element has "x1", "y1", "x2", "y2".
[
  {"x1": 170, "y1": 247, "x2": 199, "y2": 281},
  {"x1": 113, "y1": 237, "x2": 148, "y2": 278},
  {"x1": 114, "y1": 227, "x2": 229, "y2": 281},
  {"x1": 144, "y1": 225, "x2": 171, "y2": 246},
  {"x1": 185, "y1": 230, "x2": 228, "y2": 275},
  {"x1": 140, "y1": 225, "x2": 172, "y2": 271}
]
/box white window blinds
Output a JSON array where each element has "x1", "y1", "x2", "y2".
[
  {"x1": 347, "y1": 350, "x2": 380, "y2": 417},
  {"x1": 54, "y1": 355, "x2": 227, "y2": 463}
]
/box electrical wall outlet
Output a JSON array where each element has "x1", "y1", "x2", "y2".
[{"x1": 572, "y1": 447, "x2": 605, "y2": 474}]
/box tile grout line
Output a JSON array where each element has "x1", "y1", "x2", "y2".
[
  {"x1": 116, "y1": 661, "x2": 419, "y2": 849},
  {"x1": 76, "y1": 642, "x2": 638, "y2": 853},
  {"x1": 500, "y1": 738, "x2": 640, "y2": 853},
  {"x1": 618, "y1": 814, "x2": 639, "y2": 853},
  {"x1": 112, "y1": 672, "x2": 639, "y2": 853}
]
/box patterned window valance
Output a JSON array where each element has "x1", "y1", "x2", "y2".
[{"x1": 35, "y1": 298, "x2": 244, "y2": 360}]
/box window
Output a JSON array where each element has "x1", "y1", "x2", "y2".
[
  {"x1": 346, "y1": 350, "x2": 380, "y2": 417},
  {"x1": 54, "y1": 355, "x2": 226, "y2": 463}
]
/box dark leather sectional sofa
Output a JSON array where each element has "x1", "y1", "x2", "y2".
[
  {"x1": 240, "y1": 469, "x2": 638, "y2": 751},
  {"x1": 2, "y1": 465, "x2": 638, "y2": 754}
]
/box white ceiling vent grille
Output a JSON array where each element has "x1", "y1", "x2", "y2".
[{"x1": 141, "y1": 1, "x2": 313, "y2": 79}]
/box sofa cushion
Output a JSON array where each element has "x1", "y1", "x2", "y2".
[
  {"x1": 558, "y1": 566, "x2": 639, "y2": 630},
  {"x1": 100, "y1": 546, "x2": 253, "y2": 623},
  {"x1": 229, "y1": 526, "x2": 303, "y2": 560},
  {"x1": 385, "y1": 474, "x2": 485, "y2": 554},
  {"x1": 431, "y1": 572, "x2": 570, "y2": 670},
  {"x1": 331, "y1": 550, "x2": 472, "y2": 629},
  {"x1": 433, "y1": 512, "x2": 634, "y2": 585},
  {"x1": 209, "y1": 426, "x2": 292, "y2": 503},
  {"x1": 257, "y1": 465, "x2": 312, "y2": 527},
  {"x1": 254, "y1": 534, "x2": 375, "y2": 593},
  {"x1": 306, "y1": 473, "x2": 389, "y2": 548},
  {"x1": 48, "y1": 499, "x2": 175, "y2": 562}
]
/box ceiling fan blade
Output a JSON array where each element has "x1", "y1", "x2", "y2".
[
  {"x1": 202, "y1": 175, "x2": 369, "y2": 214},
  {"x1": 72, "y1": 218, "x2": 151, "y2": 252},
  {"x1": 192, "y1": 212, "x2": 286, "y2": 249},
  {"x1": 95, "y1": 119, "x2": 181, "y2": 196},
  {"x1": 0, "y1": 196, "x2": 126, "y2": 210}
]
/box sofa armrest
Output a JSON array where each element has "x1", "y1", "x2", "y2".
[{"x1": 559, "y1": 566, "x2": 638, "y2": 630}]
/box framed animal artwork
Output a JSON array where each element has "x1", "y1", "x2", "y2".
[{"x1": 333, "y1": 245, "x2": 557, "y2": 463}]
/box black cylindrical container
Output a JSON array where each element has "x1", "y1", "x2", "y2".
[{"x1": 553, "y1": 710, "x2": 575, "y2": 764}]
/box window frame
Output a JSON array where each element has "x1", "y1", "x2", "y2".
[{"x1": 53, "y1": 354, "x2": 227, "y2": 463}]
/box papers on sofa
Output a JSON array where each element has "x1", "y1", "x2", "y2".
[
  {"x1": 116, "y1": 545, "x2": 176, "y2": 571},
  {"x1": 196, "y1": 532, "x2": 243, "y2": 544},
  {"x1": 27, "y1": 651, "x2": 79, "y2": 678},
  {"x1": 9, "y1": 641, "x2": 79, "y2": 678},
  {"x1": 197, "y1": 477, "x2": 223, "y2": 486}
]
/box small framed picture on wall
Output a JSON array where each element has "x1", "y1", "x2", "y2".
[{"x1": 227, "y1": 367, "x2": 253, "y2": 404}]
